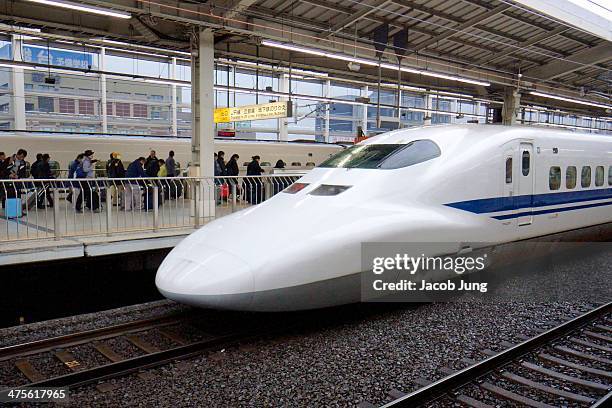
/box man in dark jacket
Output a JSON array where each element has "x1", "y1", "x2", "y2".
[
  {"x1": 245, "y1": 155, "x2": 265, "y2": 204},
  {"x1": 144, "y1": 150, "x2": 159, "y2": 177},
  {"x1": 165, "y1": 151, "x2": 176, "y2": 177},
  {"x1": 30, "y1": 153, "x2": 43, "y2": 179},
  {"x1": 124, "y1": 157, "x2": 146, "y2": 210},
  {"x1": 107, "y1": 152, "x2": 125, "y2": 178},
  {"x1": 35, "y1": 154, "x2": 54, "y2": 208}
]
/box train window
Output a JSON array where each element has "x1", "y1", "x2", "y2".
[
  {"x1": 320, "y1": 140, "x2": 440, "y2": 170},
  {"x1": 609, "y1": 166, "x2": 612, "y2": 186},
  {"x1": 549, "y1": 167, "x2": 561, "y2": 190},
  {"x1": 521, "y1": 151, "x2": 530, "y2": 176},
  {"x1": 595, "y1": 166, "x2": 604, "y2": 187},
  {"x1": 505, "y1": 158, "x2": 512, "y2": 184},
  {"x1": 581, "y1": 166, "x2": 591, "y2": 188},
  {"x1": 566, "y1": 166, "x2": 577, "y2": 189}
]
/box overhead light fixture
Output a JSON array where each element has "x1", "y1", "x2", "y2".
[
  {"x1": 261, "y1": 40, "x2": 490, "y2": 87},
  {"x1": 529, "y1": 91, "x2": 611, "y2": 110},
  {"x1": 25, "y1": 0, "x2": 131, "y2": 19}
]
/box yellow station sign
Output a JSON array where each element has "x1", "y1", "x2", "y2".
[{"x1": 214, "y1": 101, "x2": 292, "y2": 123}]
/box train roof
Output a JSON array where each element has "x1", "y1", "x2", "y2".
[{"x1": 362, "y1": 124, "x2": 611, "y2": 150}]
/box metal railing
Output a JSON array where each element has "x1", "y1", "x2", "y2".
[{"x1": 0, "y1": 174, "x2": 302, "y2": 242}]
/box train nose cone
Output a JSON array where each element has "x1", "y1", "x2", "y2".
[{"x1": 155, "y1": 246, "x2": 255, "y2": 310}]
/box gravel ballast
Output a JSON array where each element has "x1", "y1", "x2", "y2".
[{"x1": 3, "y1": 246, "x2": 611, "y2": 407}]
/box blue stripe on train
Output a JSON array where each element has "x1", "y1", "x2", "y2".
[
  {"x1": 491, "y1": 199, "x2": 612, "y2": 220},
  {"x1": 445, "y1": 188, "x2": 612, "y2": 214}
]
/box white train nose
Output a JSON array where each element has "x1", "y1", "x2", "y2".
[{"x1": 155, "y1": 246, "x2": 255, "y2": 310}]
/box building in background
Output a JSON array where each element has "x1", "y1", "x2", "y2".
[{"x1": 0, "y1": 34, "x2": 609, "y2": 140}]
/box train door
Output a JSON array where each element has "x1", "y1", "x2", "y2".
[
  {"x1": 517, "y1": 142, "x2": 534, "y2": 226},
  {"x1": 501, "y1": 149, "x2": 515, "y2": 226}
]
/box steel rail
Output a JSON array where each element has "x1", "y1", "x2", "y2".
[
  {"x1": 0, "y1": 312, "x2": 191, "y2": 362},
  {"x1": 381, "y1": 301, "x2": 612, "y2": 407},
  {"x1": 4, "y1": 325, "x2": 274, "y2": 390}
]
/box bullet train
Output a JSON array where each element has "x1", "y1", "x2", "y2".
[
  {"x1": 0, "y1": 132, "x2": 343, "y2": 173},
  {"x1": 156, "y1": 124, "x2": 612, "y2": 311}
]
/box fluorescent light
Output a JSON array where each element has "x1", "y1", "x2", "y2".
[
  {"x1": 530, "y1": 91, "x2": 611, "y2": 110},
  {"x1": 261, "y1": 40, "x2": 490, "y2": 87},
  {"x1": 25, "y1": 0, "x2": 131, "y2": 19}
]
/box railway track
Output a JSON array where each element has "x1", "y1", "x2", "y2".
[
  {"x1": 362, "y1": 301, "x2": 612, "y2": 408},
  {"x1": 0, "y1": 310, "x2": 276, "y2": 392}
]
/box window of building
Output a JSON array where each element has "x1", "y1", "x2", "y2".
[
  {"x1": 595, "y1": 166, "x2": 604, "y2": 187},
  {"x1": 59, "y1": 98, "x2": 75, "y2": 114},
  {"x1": 37, "y1": 96, "x2": 54, "y2": 112},
  {"x1": 115, "y1": 102, "x2": 130, "y2": 117},
  {"x1": 505, "y1": 158, "x2": 512, "y2": 184},
  {"x1": 549, "y1": 167, "x2": 561, "y2": 190},
  {"x1": 78, "y1": 99, "x2": 94, "y2": 115},
  {"x1": 133, "y1": 104, "x2": 147, "y2": 118},
  {"x1": 566, "y1": 166, "x2": 577, "y2": 189},
  {"x1": 581, "y1": 166, "x2": 591, "y2": 188},
  {"x1": 521, "y1": 151, "x2": 530, "y2": 176},
  {"x1": 106, "y1": 101, "x2": 113, "y2": 116}
]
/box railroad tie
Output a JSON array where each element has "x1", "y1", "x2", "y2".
[
  {"x1": 455, "y1": 394, "x2": 495, "y2": 408},
  {"x1": 521, "y1": 361, "x2": 609, "y2": 391},
  {"x1": 125, "y1": 335, "x2": 161, "y2": 354},
  {"x1": 412, "y1": 377, "x2": 432, "y2": 387},
  {"x1": 440, "y1": 366, "x2": 456, "y2": 375},
  {"x1": 554, "y1": 345, "x2": 612, "y2": 365},
  {"x1": 386, "y1": 389, "x2": 406, "y2": 399},
  {"x1": 54, "y1": 350, "x2": 82, "y2": 371},
  {"x1": 584, "y1": 330, "x2": 612, "y2": 343},
  {"x1": 92, "y1": 342, "x2": 124, "y2": 363},
  {"x1": 480, "y1": 349, "x2": 497, "y2": 357},
  {"x1": 480, "y1": 382, "x2": 556, "y2": 408},
  {"x1": 538, "y1": 353, "x2": 612, "y2": 379},
  {"x1": 158, "y1": 328, "x2": 188, "y2": 346},
  {"x1": 14, "y1": 359, "x2": 45, "y2": 382},
  {"x1": 501, "y1": 371, "x2": 595, "y2": 404},
  {"x1": 570, "y1": 337, "x2": 612, "y2": 353},
  {"x1": 594, "y1": 324, "x2": 612, "y2": 333}
]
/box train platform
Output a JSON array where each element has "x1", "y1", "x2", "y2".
[
  {"x1": 0, "y1": 228, "x2": 195, "y2": 266},
  {"x1": 0, "y1": 176, "x2": 297, "y2": 266}
]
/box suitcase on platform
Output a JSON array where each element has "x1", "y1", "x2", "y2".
[{"x1": 5, "y1": 198, "x2": 22, "y2": 218}]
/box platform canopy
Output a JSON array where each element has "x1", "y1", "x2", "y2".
[{"x1": 1, "y1": 0, "x2": 610, "y2": 114}]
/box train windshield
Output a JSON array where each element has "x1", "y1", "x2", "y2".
[{"x1": 319, "y1": 140, "x2": 440, "y2": 169}]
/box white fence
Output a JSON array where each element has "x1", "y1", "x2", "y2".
[{"x1": 0, "y1": 175, "x2": 303, "y2": 242}]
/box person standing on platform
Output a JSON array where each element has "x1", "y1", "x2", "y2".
[
  {"x1": 124, "y1": 157, "x2": 146, "y2": 211},
  {"x1": 157, "y1": 159, "x2": 167, "y2": 177},
  {"x1": 165, "y1": 151, "x2": 176, "y2": 177},
  {"x1": 106, "y1": 152, "x2": 125, "y2": 206},
  {"x1": 76, "y1": 150, "x2": 99, "y2": 213},
  {"x1": 246, "y1": 155, "x2": 265, "y2": 204},
  {"x1": 30, "y1": 153, "x2": 43, "y2": 179},
  {"x1": 35, "y1": 154, "x2": 54, "y2": 208},
  {"x1": 66, "y1": 153, "x2": 83, "y2": 204},
  {"x1": 145, "y1": 150, "x2": 159, "y2": 177},
  {"x1": 217, "y1": 151, "x2": 226, "y2": 176},
  {"x1": 225, "y1": 154, "x2": 240, "y2": 199}
]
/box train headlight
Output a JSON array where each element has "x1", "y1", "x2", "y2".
[
  {"x1": 309, "y1": 184, "x2": 352, "y2": 196},
  {"x1": 283, "y1": 182, "x2": 310, "y2": 194}
]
